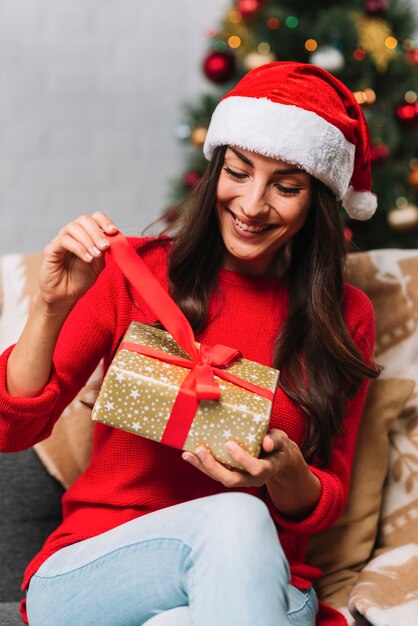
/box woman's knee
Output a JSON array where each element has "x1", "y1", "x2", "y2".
[
  {"x1": 207, "y1": 492, "x2": 272, "y2": 525},
  {"x1": 198, "y1": 492, "x2": 279, "y2": 548},
  {"x1": 189, "y1": 492, "x2": 290, "y2": 589}
]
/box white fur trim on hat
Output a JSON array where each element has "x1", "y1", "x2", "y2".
[
  {"x1": 342, "y1": 187, "x2": 377, "y2": 220},
  {"x1": 203, "y1": 96, "x2": 355, "y2": 201}
]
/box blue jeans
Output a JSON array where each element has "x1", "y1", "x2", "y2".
[{"x1": 26, "y1": 493, "x2": 318, "y2": 626}]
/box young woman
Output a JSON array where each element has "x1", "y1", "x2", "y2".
[{"x1": 0, "y1": 62, "x2": 380, "y2": 626}]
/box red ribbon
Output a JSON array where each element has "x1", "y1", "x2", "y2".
[{"x1": 108, "y1": 233, "x2": 274, "y2": 449}]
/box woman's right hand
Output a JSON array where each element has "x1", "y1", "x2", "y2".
[
  {"x1": 38, "y1": 212, "x2": 118, "y2": 311},
  {"x1": 6, "y1": 212, "x2": 118, "y2": 398}
]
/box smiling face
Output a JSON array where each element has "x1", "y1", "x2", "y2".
[{"x1": 215, "y1": 146, "x2": 312, "y2": 276}]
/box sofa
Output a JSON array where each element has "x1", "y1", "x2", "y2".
[{"x1": 1, "y1": 247, "x2": 418, "y2": 626}]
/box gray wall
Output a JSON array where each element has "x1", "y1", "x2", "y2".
[{"x1": 0, "y1": 0, "x2": 227, "y2": 254}]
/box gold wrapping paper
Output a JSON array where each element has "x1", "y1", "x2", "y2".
[{"x1": 92, "y1": 322, "x2": 279, "y2": 469}]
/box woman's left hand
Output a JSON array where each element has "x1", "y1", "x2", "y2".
[{"x1": 181, "y1": 428, "x2": 299, "y2": 488}]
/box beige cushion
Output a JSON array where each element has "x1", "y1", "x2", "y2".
[
  {"x1": 347, "y1": 251, "x2": 418, "y2": 624},
  {"x1": 306, "y1": 249, "x2": 418, "y2": 625},
  {"x1": 306, "y1": 377, "x2": 414, "y2": 608}
]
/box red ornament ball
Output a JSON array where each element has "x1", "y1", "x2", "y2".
[
  {"x1": 406, "y1": 49, "x2": 418, "y2": 66},
  {"x1": 370, "y1": 143, "x2": 390, "y2": 163},
  {"x1": 396, "y1": 101, "x2": 418, "y2": 127},
  {"x1": 363, "y1": 0, "x2": 389, "y2": 16},
  {"x1": 236, "y1": 0, "x2": 264, "y2": 20},
  {"x1": 202, "y1": 51, "x2": 236, "y2": 84},
  {"x1": 183, "y1": 171, "x2": 202, "y2": 189}
]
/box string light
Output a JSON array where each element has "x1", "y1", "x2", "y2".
[
  {"x1": 228, "y1": 35, "x2": 241, "y2": 49},
  {"x1": 364, "y1": 88, "x2": 376, "y2": 104},
  {"x1": 354, "y1": 89, "x2": 376, "y2": 105},
  {"x1": 305, "y1": 39, "x2": 318, "y2": 52},
  {"x1": 353, "y1": 48, "x2": 366, "y2": 61},
  {"x1": 267, "y1": 17, "x2": 279, "y2": 30},
  {"x1": 174, "y1": 123, "x2": 192, "y2": 141},
  {"x1": 258, "y1": 42, "x2": 270, "y2": 54},
  {"x1": 213, "y1": 40, "x2": 227, "y2": 52},
  {"x1": 354, "y1": 91, "x2": 367, "y2": 104},
  {"x1": 286, "y1": 16, "x2": 299, "y2": 29},
  {"x1": 396, "y1": 197, "x2": 409, "y2": 209},
  {"x1": 405, "y1": 91, "x2": 417, "y2": 103},
  {"x1": 384, "y1": 36, "x2": 398, "y2": 50},
  {"x1": 228, "y1": 10, "x2": 242, "y2": 24}
]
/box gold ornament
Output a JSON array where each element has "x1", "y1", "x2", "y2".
[
  {"x1": 351, "y1": 12, "x2": 397, "y2": 71},
  {"x1": 243, "y1": 50, "x2": 276, "y2": 70},
  {"x1": 190, "y1": 126, "x2": 208, "y2": 148},
  {"x1": 408, "y1": 163, "x2": 418, "y2": 189},
  {"x1": 387, "y1": 204, "x2": 418, "y2": 232},
  {"x1": 408, "y1": 169, "x2": 418, "y2": 189}
]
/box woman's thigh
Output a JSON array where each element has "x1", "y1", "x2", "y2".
[{"x1": 27, "y1": 535, "x2": 190, "y2": 626}]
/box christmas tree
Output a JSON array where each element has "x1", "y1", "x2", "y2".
[{"x1": 168, "y1": 0, "x2": 418, "y2": 251}]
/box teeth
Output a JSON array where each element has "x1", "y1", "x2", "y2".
[{"x1": 233, "y1": 215, "x2": 270, "y2": 233}]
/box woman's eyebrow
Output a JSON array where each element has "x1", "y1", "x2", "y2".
[{"x1": 228, "y1": 146, "x2": 303, "y2": 175}]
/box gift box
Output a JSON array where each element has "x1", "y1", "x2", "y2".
[{"x1": 92, "y1": 321, "x2": 279, "y2": 469}]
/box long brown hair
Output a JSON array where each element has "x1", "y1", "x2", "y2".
[{"x1": 166, "y1": 145, "x2": 380, "y2": 464}]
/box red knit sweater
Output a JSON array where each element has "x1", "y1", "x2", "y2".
[{"x1": 0, "y1": 237, "x2": 375, "y2": 626}]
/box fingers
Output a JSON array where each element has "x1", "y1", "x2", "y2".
[
  {"x1": 182, "y1": 443, "x2": 271, "y2": 488},
  {"x1": 90, "y1": 211, "x2": 119, "y2": 236},
  {"x1": 64, "y1": 219, "x2": 109, "y2": 262},
  {"x1": 222, "y1": 440, "x2": 266, "y2": 477},
  {"x1": 262, "y1": 429, "x2": 288, "y2": 454},
  {"x1": 181, "y1": 430, "x2": 291, "y2": 488},
  {"x1": 47, "y1": 212, "x2": 118, "y2": 264},
  {"x1": 182, "y1": 447, "x2": 249, "y2": 487}
]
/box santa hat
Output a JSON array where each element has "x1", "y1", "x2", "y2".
[{"x1": 203, "y1": 62, "x2": 377, "y2": 220}]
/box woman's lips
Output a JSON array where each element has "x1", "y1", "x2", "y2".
[{"x1": 227, "y1": 209, "x2": 276, "y2": 238}]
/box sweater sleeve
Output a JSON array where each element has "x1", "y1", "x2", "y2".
[
  {"x1": 0, "y1": 257, "x2": 118, "y2": 453},
  {"x1": 266, "y1": 285, "x2": 376, "y2": 535}
]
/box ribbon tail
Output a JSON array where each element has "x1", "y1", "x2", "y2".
[
  {"x1": 108, "y1": 233, "x2": 200, "y2": 361},
  {"x1": 160, "y1": 371, "x2": 198, "y2": 449}
]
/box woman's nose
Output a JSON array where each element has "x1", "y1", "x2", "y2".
[{"x1": 241, "y1": 184, "x2": 270, "y2": 219}]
